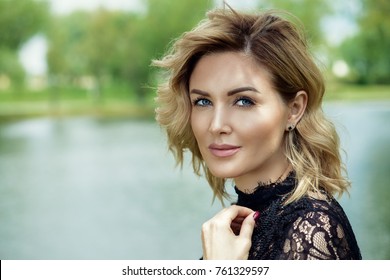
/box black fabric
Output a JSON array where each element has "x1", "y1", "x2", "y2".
[{"x1": 235, "y1": 172, "x2": 362, "y2": 260}]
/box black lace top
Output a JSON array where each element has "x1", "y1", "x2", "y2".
[{"x1": 235, "y1": 172, "x2": 362, "y2": 260}]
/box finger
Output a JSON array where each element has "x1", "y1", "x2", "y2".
[
  {"x1": 238, "y1": 211, "x2": 256, "y2": 239},
  {"x1": 231, "y1": 215, "x2": 246, "y2": 235},
  {"x1": 217, "y1": 205, "x2": 254, "y2": 223},
  {"x1": 232, "y1": 216, "x2": 245, "y2": 225},
  {"x1": 231, "y1": 221, "x2": 243, "y2": 235}
]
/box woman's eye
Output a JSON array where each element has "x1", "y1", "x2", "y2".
[
  {"x1": 235, "y1": 97, "x2": 254, "y2": 107},
  {"x1": 193, "y1": 98, "x2": 212, "y2": 107}
]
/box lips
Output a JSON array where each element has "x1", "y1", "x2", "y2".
[{"x1": 208, "y1": 143, "x2": 241, "y2": 158}]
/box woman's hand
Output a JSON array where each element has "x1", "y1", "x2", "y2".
[{"x1": 201, "y1": 205, "x2": 258, "y2": 260}]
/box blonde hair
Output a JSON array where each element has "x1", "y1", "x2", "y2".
[{"x1": 153, "y1": 7, "x2": 350, "y2": 203}]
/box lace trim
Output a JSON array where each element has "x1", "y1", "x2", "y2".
[
  {"x1": 234, "y1": 171, "x2": 361, "y2": 260},
  {"x1": 248, "y1": 196, "x2": 362, "y2": 260},
  {"x1": 234, "y1": 171, "x2": 296, "y2": 212},
  {"x1": 237, "y1": 171, "x2": 296, "y2": 194}
]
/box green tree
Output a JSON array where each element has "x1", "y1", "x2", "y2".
[
  {"x1": 255, "y1": 0, "x2": 332, "y2": 46},
  {"x1": 0, "y1": 48, "x2": 25, "y2": 86},
  {"x1": 45, "y1": 11, "x2": 91, "y2": 107},
  {"x1": 0, "y1": 0, "x2": 49, "y2": 87},
  {"x1": 81, "y1": 9, "x2": 140, "y2": 102},
  {"x1": 0, "y1": 0, "x2": 49, "y2": 49},
  {"x1": 340, "y1": 0, "x2": 390, "y2": 84},
  {"x1": 46, "y1": 12, "x2": 89, "y2": 79},
  {"x1": 46, "y1": 0, "x2": 211, "y2": 103},
  {"x1": 131, "y1": 0, "x2": 212, "y2": 101}
]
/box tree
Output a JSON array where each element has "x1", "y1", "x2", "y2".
[
  {"x1": 255, "y1": 0, "x2": 333, "y2": 47},
  {"x1": 0, "y1": 0, "x2": 49, "y2": 49},
  {"x1": 46, "y1": 0, "x2": 212, "y2": 102},
  {"x1": 130, "y1": 0, "x2": 212, "y2": 101},
  {"x1": 0, "y1": 0, "x2": 49, "y2": 87},
  {"x1": 340, "y1": 0, "x2": 390, "y2": 84},
  {"x1": 0, "y1": 48, "x2": 25, "y2": 86},
  {"x1": 79, "y1": 9, "x2": 138, "y2": 101},
  {"x1": 46, "y1": 12, "x2": 89, "y2": 79}
]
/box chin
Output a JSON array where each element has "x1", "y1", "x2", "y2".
[{"x1": 207, "y1": 166, "x2": 241, "y2": 180}]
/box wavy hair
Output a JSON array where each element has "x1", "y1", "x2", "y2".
[{"x1": 152, "y1": 7, "x2": 350, "y2": 203}]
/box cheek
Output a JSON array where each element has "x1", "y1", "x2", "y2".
[
  {"x1": 190, "y1": 112, "x2": 206, "y2": 142},
  {"x1": 237, "y1": 112, "x2": 285, "y2": 144}
]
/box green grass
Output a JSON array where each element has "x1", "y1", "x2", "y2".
[
  {"x1": 325, "y1": 84, "x2": 390, "y2": 101},
  {"x1": 0, "y1": 84, "x2": 389, "y2": 120},
  {"x1": 0, "y1": 86, "x2": 156, "y2": 120}
]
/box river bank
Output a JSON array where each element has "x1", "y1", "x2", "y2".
[{"x1": 0, "y1": 84, "x2": 389, "y2": 120}]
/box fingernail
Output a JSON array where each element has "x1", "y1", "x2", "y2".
[{"x1": 253, "y1": 211, "x2": 260, "y2": 221}]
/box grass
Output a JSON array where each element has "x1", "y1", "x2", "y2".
[
  {"x1": 0, "y1": 83, "x2": 389, "y2": 120},
  {"x1": 0, "y1": 86, "x2": 156, "y2": 121},
  {"x1": 325, "y1": 83, "x2": 390, "y2": 101}
]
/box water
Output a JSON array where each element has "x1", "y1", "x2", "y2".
[
  {"x1": 325, "y1": 101, "x2": 390, "y2": 259},
  {"x1": 0, "y1": 101, "x2": 389, "y2": 259}
]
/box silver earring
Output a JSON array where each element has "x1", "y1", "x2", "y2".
[{"x1": 287, "y1": 124, "x2": 295, "y2": 131}]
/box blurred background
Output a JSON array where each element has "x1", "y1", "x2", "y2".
[{"x1": 0, "y1": 0, "x2": 389, "y2": 259}]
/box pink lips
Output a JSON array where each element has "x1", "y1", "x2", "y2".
[{"x1": 208, "y1": 144, "x2": 241, "y2": 158}]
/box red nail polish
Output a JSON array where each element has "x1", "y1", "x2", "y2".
[{"x1": 253, "y1": 211, "x2": 260, "y2": 221}]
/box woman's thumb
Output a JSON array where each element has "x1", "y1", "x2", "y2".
[{"x1": 239, "y1": 211, "x2": 258, "y2": 238}]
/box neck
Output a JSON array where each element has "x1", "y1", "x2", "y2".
[{"x1": 235, "y1": 162, "x2": 293, "y2": 193}]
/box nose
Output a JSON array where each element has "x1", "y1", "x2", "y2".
[{"x1": 208, "y1": 106, "x2": 232, "y2": 135}]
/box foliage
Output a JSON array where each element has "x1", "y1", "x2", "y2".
[
  {"x1": 0, "y1": 0, "x2": 49, "y2": 49},
  {"x1": 129, "y1": 0, "x2": 211, "y2": 101},
  {"x1": 0, "y1": 47, "x2": 25, "y2": 85},
  {"x1": 46, "y1": 12, "x2": 89, "y2": 78},
  {"x1": 0, "y1": 0, "x2": 49, "y2": 87},
  {"x1": 255, "y1": 0, "x2": 332, "y2": 47},
  {"x1": 45, "y1": 0, "x2": 212, "y2": 102},
  {"x1": 339, "y1": 0, "x2": 390, "y2": 84}
]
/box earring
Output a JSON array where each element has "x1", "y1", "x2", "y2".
[{"x1": 287, "y1": 124, "x2": 295, "y2": 131}]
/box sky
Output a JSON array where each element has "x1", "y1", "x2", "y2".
[
  {"x1": 47, "y1": 0, "x2": 257, "y2": 15},
  {"x1": 18, "y1": 0, "x2": 358, "y2": 76},
  {"x1": 49, "y1": 0, "x2": 146, "y2": 15}
]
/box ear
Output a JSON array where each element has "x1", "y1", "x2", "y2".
[{"x1": 286, "y1": 91, "x2": 307, "y2": 131}]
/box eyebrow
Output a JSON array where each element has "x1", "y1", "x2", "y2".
[
  {"x1": 189, "y1": 89, "x2": 210, "y2": 96},
  {"x1": 189, "y1": 86, "x2": 260, "y2": 96},
  {"x1": 227, "y1": 86, "x2": 260, "y2": 96}
]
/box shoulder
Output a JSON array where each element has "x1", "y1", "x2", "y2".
[
  {"x1": 282, "y1": 194, "x2": 349, "y2": 239},
  {"x1": 282, "y1": 189, "x2": 345, "y2": 220},
  {"x1": 278, "y1": 194, "x2": 361, "y2": 259}
]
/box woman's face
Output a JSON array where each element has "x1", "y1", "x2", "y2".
[{"x1": 189, "y1": 51, "x2": 291, "y2": 189}]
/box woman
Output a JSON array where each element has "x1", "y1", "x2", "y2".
[{"x1": 153, "y1": 7, "x2": 361, "y2": 260}]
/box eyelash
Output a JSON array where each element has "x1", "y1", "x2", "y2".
[
  {"x1": 192, "y1": 96, "x2": 255, "y2": 107},
  {"x1": 192, "y1": 97, "x2": 211, "y2": 107},
  {"x1": 234, "y1": 96, "x2": 255, "y2": 107}
]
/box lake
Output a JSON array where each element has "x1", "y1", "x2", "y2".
[{"x1": 0, "y1": 101, "x2": 389, "y2": 259}]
